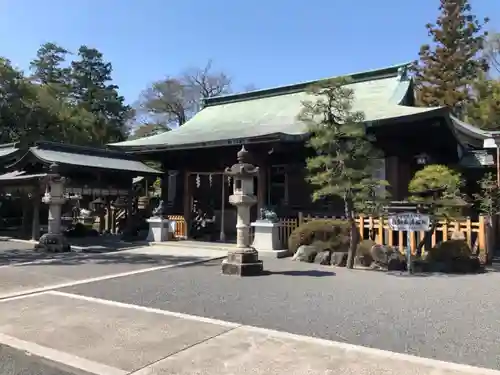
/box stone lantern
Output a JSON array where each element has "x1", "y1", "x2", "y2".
[
  {"x1": 221, "y1": 146, "x2": 263, "y2": 276},
  {"x1": 35, "y1": 163, "x2": 71, "y2": 252}
]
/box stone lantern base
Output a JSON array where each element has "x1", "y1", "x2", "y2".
[{"x1": 221, "y1": 248, "x2": 263, "y2": 276}]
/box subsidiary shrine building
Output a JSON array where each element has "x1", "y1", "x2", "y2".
[{"x1": 110, "y1": 63, "x2": 497, "y2": 236}]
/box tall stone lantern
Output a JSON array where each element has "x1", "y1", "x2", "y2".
[
  {"x1": 35, "y1": 163, "x2": 71, "y2": 252},
  {"x1": 221, "y1": 146, "x2": 264, "y2": 276}
]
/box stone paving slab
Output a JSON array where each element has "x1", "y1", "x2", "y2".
[
  {"x1": 0, "y1": 291, "x2": 497, "y2": 375},
  {"x1": 0, "y1": 292, "x2": 232, "y2": 372},
  {"x1": 135, "y1": 326, "x2": 500, "y2": 375}
]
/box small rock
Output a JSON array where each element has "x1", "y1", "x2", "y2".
[
  {"x1": 331, "y1": 252, "x2": 348, "y2": 267},
  {"x1": 356, "y1": 254, "x2": 373, "y2": 267},
  {"x1": 292, "y1": 245, "x2": 319, "y2": 262},
  {"x1": 370, "y1": 244, "x2": 395, "y2": 266},
  {"x1": 387, "y1": 253, "x2": 406, "y2": 271},
  {"x1": 315, "y1": 250, "x2": 332, "y2": 265}
]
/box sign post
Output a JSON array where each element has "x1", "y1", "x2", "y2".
[{"x1": 388, "y1": 212, "x2": 431, "y2": 274}]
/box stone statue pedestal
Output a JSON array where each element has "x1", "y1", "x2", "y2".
[
  {"x1": 251, "y1": 221, "x2": 288, "y2": 258},
  {"x1": 147, "y1": 217, "x2": 170, "y2": 242},
  {"x1": 221, "y1": 249, "x2": 263, "y2": 276}
]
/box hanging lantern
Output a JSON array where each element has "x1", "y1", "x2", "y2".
[
  {"x1": 227, "y1": 175, "x2": 231, "y2": 185},
  {"x1": 209, "y1": 173, "x2": 213, "y2": 187},
  {"x1": 196, "y1": 174, "x2": 200, "y2": 188}
]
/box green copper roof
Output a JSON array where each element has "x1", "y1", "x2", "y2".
[
  {"x1": 12, "y1": 142, "x2": 161, "y2": 175},
  {"x1": 449, "y1": 115, "x2": 500, "y2": 148},
  {"x1": 0, "y1": 143, "x2": 19, "y2": 158},
  {"x1": 111, "y1": 63, "x2": 442, "y2": 150}
]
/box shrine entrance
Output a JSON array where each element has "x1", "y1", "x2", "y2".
[{"x1": 186, "y1": 172, "x2": 259, "y2": 242}]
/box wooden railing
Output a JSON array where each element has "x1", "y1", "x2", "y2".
[
  {"x1": 167, "y1": 215, "x2": 187, "y2": 239},
  {"x1": 278, "y1": 217, "x2": 299, "y2": 249},
  {"x1": 277, "y1": 213, "x2": 487, "y2": 254}
]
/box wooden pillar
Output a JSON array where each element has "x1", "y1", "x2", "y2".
[
  {"x1": 31, "y1": 191, "x2": 40, "y2": 241},
  {"x1": 125, "y1": 187, "x2": 134, "y2": 234},
  {"x1": 257, "y1": 166, "x2": 267, "y2": 211},
  {"x1": 161, "y1": 171, "x2": 170, "y2": 214},
  {"x1": 21, "y1": 192, "x2": 30, "y2": 237},
  {"x1": 183, "y1": 171, "x2": 192, "y2": 237},
  {"x1": 220, "y1": 173, "x2": 226, "y2": 242},
  {"x1": 386, "y1": 156, "x2": 399, "y2": 200}
]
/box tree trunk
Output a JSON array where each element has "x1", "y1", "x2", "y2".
[
  {"x1": 416, "y1": 218, "x2": 437, "y2": 257},
  {"x1": 345, "y1": 198, "x2": 357, "y2": 269}
]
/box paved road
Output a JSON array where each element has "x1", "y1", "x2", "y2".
[
  {"x1": 0, "y1": 344, "x2": 92, "y2": 375},
  {"x1": 63, "y1": 257, "x2": 500, "y2": 370},
  {"x1": 2, "y1": 242, "x2": 500, "y2": 374}
]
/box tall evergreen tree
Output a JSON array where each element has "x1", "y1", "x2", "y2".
[
  {"x1": 465, "y1": 72, "x2": 500, "y2": 130},
  {"x1": 413, "y1": 0, "x2": 488, "y2": 116},
  {"x1": 70, "y1": 46, "x2": 132, "y2": 144},
  {"x1": 298, "y1": 77, "x2": 389, "y2": 269},
  {"x1": 0, "y1": 58, "x2": 93, "y2": 144},
  {"x1": 29, "y1": 42, "x2": 70, "y2": 91}
]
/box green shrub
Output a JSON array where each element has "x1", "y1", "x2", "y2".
[
  {"x1": 288, "y1": 219, "x2": 350, "y2": 254},
  {"x1": 425, "y1": 239, "x2": 472, "y2": 262}
]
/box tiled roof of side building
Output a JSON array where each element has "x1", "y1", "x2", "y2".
[
  {"x1": 109, "y1": 62, "x2": 443, "y2": 151},
  {"x1": 10, "y1": 141, "x2": 162, "y2": 175}
]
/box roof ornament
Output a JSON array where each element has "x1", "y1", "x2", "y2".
[
  {"x1": 397, "y1": 66, "x2": 409, "y2": 81},
  {"x1": 225, "y1": 145, "x2": 259, "y2": 177}
]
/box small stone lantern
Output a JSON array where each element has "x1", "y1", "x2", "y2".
[
  {"x1": 221, "y1": 146, "x2": 263, "y2": 276},
  {"x1": 35, "y1": 163, "x2": 71, "y2": 252}
]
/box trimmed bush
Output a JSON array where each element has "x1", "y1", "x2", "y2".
[
  {"x1": 424, "y1": 239, "x2": 481, "y2": 273},
  {"x1": 425, "y1": 239, "x2": 472, "y2": 263},
  {"x1": 288, "y1": 219, "x2": 350, "y2": 255}
]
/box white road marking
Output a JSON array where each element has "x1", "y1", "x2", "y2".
[
  {"x1": 0, "y1": 256, "x2": 225, "y2": 301},
  {"x1": 48, "y1": 291, "x2": 240, "y2": 328},
  {"x1": 47, "y1": 291, "x2": 500, "y2": 375},
  {"x1": 0, "y1": 332, "x2": 127, "y2": 375}
]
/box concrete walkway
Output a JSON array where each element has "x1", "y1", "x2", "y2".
[
  {"x1": 0, "y1": 243, "x2": 499, "y2": 374},
  {"x1": 0, "y1": 290, "x2": 497, "y2": 375}
]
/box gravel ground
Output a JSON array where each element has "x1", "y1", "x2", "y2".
[{"x1": 61, "y1": 258, "x2": 500, "y2": 370}]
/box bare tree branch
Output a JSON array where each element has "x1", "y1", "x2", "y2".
[
  {"x1": 181, "y1": 59, "x2": 232, "y2": 111},
  {"x1": 485, "y1": 32, "x2": 500, "y2": 75},
  {"x1": 136, "y1": 60, "x2": 232, "y2": 128}
]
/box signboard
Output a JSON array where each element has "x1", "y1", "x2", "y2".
[
  {"x1": 388, "y1": 212, "x2": 431, "y2": 274},
  {"x1": 388, "y1": 213, "x2": 430, "y2": 232}
]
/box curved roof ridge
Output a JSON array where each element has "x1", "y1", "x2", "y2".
[
  {"x1": 449, "y1": 115, "x2": 500, "y2": 140},
  {"x1": 204, "y1": 61, "x2": 413, "y2": 108}
]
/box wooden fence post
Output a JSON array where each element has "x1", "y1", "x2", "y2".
[{"x1": 378, "y1": 217, "x2": 384, "y2": 245}]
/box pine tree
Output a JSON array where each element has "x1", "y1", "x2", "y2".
[
  {"x1": 413, "y1": 0, "x2": 489, "y2": 116},
  {"x1": 70, "y1": 46, "x2": 132, "y2": 144},
  {"x1": 298, "y1": 77, "x2": 389, "y2": 269},
  {"x1": 465, "y1": 73, "x2": 500, "y2": 130},
  {"x1": 29, "y1": 42, "x2": 71, "y2": 92}
]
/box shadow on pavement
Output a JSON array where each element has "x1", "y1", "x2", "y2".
[
  {"x1": 261, "y1": 269, "x2": 336, "y2": 277},
  {"x1": 12, "y1": 250, "x2": 226, "y2": 267}
]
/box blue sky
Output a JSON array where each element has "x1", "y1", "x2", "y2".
[{"x1": 0, "y1": 0, "x2": 498, "y2": 104}]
